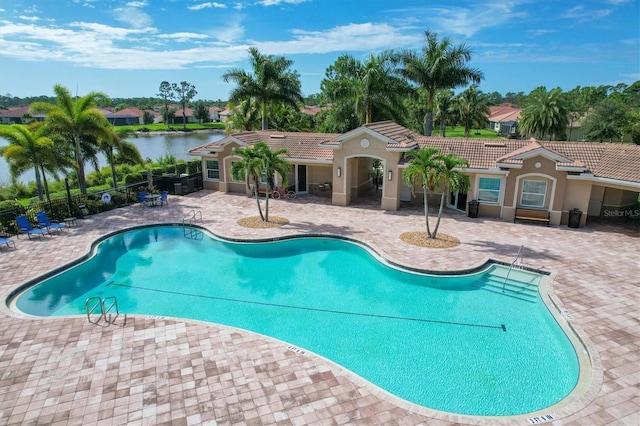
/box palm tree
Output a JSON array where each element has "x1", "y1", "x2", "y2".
[
  {"x1": 399, "y1": 30, "x2": 483, "y2": 136},
  {"x1": 402, "y1": 147, "x2": 442, "y2": 238},
  {"x1": 97, "y1": 128, "x2": 144, "y2": 189},
  {"x1": 231, "y1": 142, "x2": 291, "y2": 222},
  {"x1": 0, "y1": 123, "x2": 55, "y2": 200},
  {"x1": 519, "y1": 87, "x2": 569, "y2": 140},
  {"x1": 257, "y1": 142, "x2": 290, "y2": 221},
  {"x1": 320, "y1": 51, "x2": 410, "y2": 128},
  {"x1": 31, "y1": 84, "x2": 113, "y2": 194},
  {"x1": 454, "y1": 85, "x2": 490, "y2": 137},
  {"x1": 223, "y1": 47, "x2": 302, "y2": 131},
  {"x1": 433, "y1": 90, "x2": 455, "y2": 137},
  {"x1": 226, "y1": 99, "x2": 261, "y2": 133},
  {"x1": 431, "y1": 153, "x2": 469, "y2": 238},
  {"x1": 231, "y1": 144, "x2": 268, "y2": 221}
]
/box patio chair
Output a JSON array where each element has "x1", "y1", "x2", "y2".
[
  {"x1": 159, "y1": 190, "x2": 168, "y2": 207},
  {"x1": 36, "y1": 211, "x2": 68, "y2": 234},
  {"x1": 15, "y1": 215, "x2": 49, "y2": 239},
  {"x1": 138, "y1": 191, "x2": 148, "y2": 208},
  {"x1": 0, "y1": 236, "x2": 16, "y2": 250}
]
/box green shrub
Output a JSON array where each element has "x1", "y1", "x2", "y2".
[{"x1": 175, "y1": 162, "x2": 187, "y2": 175}]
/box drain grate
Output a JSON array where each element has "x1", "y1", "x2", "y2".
[{"x1": 527, "y1": 413, "x2": 557, "y2": 424}]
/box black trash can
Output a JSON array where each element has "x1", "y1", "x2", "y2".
[
  {"x1": 468, "y1": 200, "x2": 480, "y2": 218},
  {"x1": 568, "y1": 208, "x2": 582, "y2": 228},
  {"x1": 174, "y1": 183, "x2": 182, "y2": 195}
]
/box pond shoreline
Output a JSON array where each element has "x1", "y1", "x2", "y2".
[{"x1": 134, "y1": 128, "x2": 225, "y2": 136}]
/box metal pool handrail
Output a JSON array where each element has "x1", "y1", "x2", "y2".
[{"x1": 503, "y1": 245, "x2": 524, "y2": 293}]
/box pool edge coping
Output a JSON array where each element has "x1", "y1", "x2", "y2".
[{"x1": 1, "y1": 222, "x2": 601, "y2": 424}]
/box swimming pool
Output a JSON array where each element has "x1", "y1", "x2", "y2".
[{"x1": 10, "y1": 225, "x2": 580, "y2": 416}]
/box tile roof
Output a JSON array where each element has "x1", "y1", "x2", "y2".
[
  {"x1": 189, "y1": 122, "x2": 640, "y2": 184},
  {"x1": 190, "y1": 130, "x2": 338, "y2": 161}
]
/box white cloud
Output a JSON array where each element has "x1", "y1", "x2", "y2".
[
  {"x1": 257, "y1": 22, "x2": 420, "y2": 55},
  {"x1": 158, "y1": 32, "x2": 210, "y2": 43},
  {"x1": 414, "y1": 1, "x2": 529, "y2": 38},
  {"x1": 258, "y1": 0, "x2": 309, "y2": 5},
  {"x1": 112, "y1": 6, "x2": 153, "y2": 29},
  {"x1": 127, "y1": 0, "x2": 148, "y2": 6},
  {"x1": 188, "y1": 2, "x2": 227, "y2": 10},
  {"x1": 562, "y1": 5, "x2": 612, "y2": 22},
  {"x1": 19, "y1": 15, "x2": 41, "y2": 22}
]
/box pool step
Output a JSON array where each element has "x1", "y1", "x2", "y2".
[{"x1": 472, "y1": 269, "x2": 540, "y2": 303}]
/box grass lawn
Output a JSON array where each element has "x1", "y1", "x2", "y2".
[{"x1": 434, "y1": 126, "x2": 503, "y2": 139}]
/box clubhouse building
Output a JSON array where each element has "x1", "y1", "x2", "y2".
[{"x1": 189, "y1": 121, "x2": 640, "y2": 227}]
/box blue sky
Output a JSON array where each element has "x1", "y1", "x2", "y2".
[{"x1": 0, "y1": 0, "x2": 638, "y2": 101}]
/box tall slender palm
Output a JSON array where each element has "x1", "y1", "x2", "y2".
[
  {"x1": 31, "y1": 84, "x2": 112, "y2": 194},
  {"x1": 223, "y1": 47, "x2": 302, "y2": 131},
  {"x1": 321, "y1": 51, "x2": 410, "y2": 128},
  {"x1": 231, "y1": 144, "x2": 267, "y2": 221},
  {"x1": 399, "y1": 30, "x2": 483, "y2": 136},
  {"x1": 433, "y1": 90, "x2": 455, "y2": 137},
  {"x1": 454, "y1": 85, "x2": 490, "y2": 137},
  {"x1": 97, "y1": 128, "x2": 144, "y2": 189},
  {"x1": 519, "y1": 87, "x2": 569, "y2": 140},
  {"x1": 0, "y1": 123, "x2": 54, "y2": 200},
  {"x1": 431, "y1": 153, "x2": 469, "y2": 238},
  {"x1": 402, "y1": 147, "x2": 442, "y2": 238},
  {"x1": 257, "y1": 142, "x2": 290, "y2": 221}
]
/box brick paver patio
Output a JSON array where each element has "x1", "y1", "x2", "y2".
[{"x1": 0, "y1": 191, "x2": 638, "y2": 425}]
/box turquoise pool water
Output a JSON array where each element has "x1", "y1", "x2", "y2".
[{"x1": 12, "y1": 226, "x2": 579, "y2": 416}]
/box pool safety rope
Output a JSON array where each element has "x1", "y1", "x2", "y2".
[{"x1": 108, "y1": 282, "x2": 507, "y2": 332}]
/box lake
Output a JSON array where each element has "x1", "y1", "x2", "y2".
[{"x1": 0, "y1": 132, "x2": 224, "y2": 185}]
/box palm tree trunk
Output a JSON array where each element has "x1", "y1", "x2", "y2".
[
  {"x1": 261, "y1": 104, "x2": 268, "y2": 131},
  {"x1": 424, "y1": 112, "x2": 434, "y2": 137},
  {"x1": 109, "y1": 148, "x2": 118, "y2": 189},
  {"x1": 264, "y1": 192, "x2": 270, "y2": 221},
  {"x1": 423, "y1": 185, "x2": 432, "y2": 238},
  {"x1": 74, "y1": 134, "x2": 87, "y2": 194},
  {"x1": 34, "y1": 165, "x2": 44, "y2": 201},
  {"x1": 253, "y1": 181, "x2": 265, "y2": 221},
  {"x1": 432, "y1": 190, "x2": 447, "y2": 239},
  {"x1": 440, "y1": 120, "x2": 446, "y2": 137}
]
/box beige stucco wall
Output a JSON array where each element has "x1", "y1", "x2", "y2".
[
  {"x1": 502, "y1": 156, "x2": 568, "y2": 225},
  {"x1": 559, "y1": 179, "x2": 592, "y2": 226},
  {"x1": 331, "y1": 134, "x2": 402, "y2": 210}
]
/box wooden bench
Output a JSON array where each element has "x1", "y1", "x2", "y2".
[{"x1": 514, "y1": 208, "x2": 550, "y2": 226}]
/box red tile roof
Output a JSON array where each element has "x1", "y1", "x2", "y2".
[{"x1": 189, "y1": 122, "x2": 640, "y2": 184}]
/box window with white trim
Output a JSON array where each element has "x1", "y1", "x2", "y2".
[
  {"x1": 520, "y1": 180, "x2": 547, "y2": 208},
  {"x1": 206, "y1": 160, "x2": 219, "y2": 180},
  {"x1": 477, "y1": 177, "x2": 501, "y2": 203}
]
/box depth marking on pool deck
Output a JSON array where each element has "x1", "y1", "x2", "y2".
[{"x1": 107, "y1": 282, "x2": 507, "y2": 332}]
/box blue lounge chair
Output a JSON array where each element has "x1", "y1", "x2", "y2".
[
  {"x1": 15, "y1": 215, "x2": 49, "y2": 239},
  {"x1": 0, "y1": 236, "x2": 16, "y2": 250},
  {"x1": 36, "y1": 211, "x2": 68, "y2": 233}
]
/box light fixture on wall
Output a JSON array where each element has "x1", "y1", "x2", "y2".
[
  {"x1": 388, "y1": 170, "x2": 392, "y2": 181},
  {"x1": 337, "y1": 167, "x2": 341, "y2": 177}
]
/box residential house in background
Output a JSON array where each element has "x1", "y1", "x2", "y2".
[
  {"x1": 189, "y1": 121, "x2": 639, "y2": 227},
  {"x1": 0, "y1": 106, "x2": 45, "y2": 124}
]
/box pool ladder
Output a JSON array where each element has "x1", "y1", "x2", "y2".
[
  {"x1": 85, "y1": 296, "x2": 124, "y2": 326},
  {"x1": 182, "y1": 209, "x2": 203, "y2": 240},
  {"x1": 502, "y1": 245, "x2": 524, "y2": 293}
]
